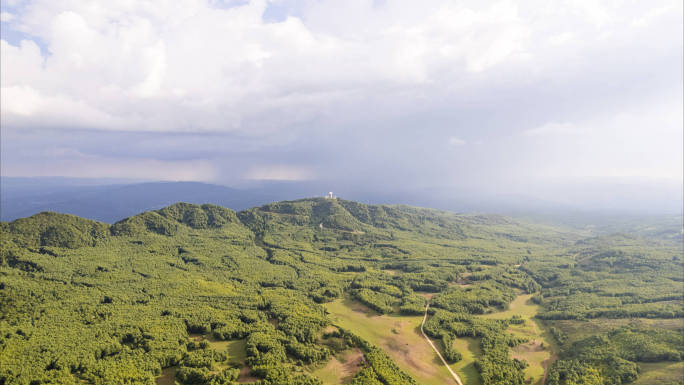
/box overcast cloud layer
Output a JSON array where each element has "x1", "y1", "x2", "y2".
[{"x1": 1, "y1": 0, "x2": 682, "y2": 210}]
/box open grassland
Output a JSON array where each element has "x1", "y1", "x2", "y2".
[
  {"x1": 633, "y1": 361, "x2": 684, "y2": 385},
  {"x1": 325, "y1": 298, "x2": 460, "y2": 385},
  {"x1": 449, "y1": 337, "x2": 482, "y2": 385},
  {"x1": 482, "y1": 294, "x2": 556, "y2": 385}
]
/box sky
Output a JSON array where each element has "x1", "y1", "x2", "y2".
[{"x1": 1, "y1": 0, "x2": 682, "y2": 211}]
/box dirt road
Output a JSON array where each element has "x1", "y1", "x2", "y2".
[{"x1": 420, "y1": 302, "x2": 464, "y2": 385}]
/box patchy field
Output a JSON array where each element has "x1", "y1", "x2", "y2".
[
  {"x1": 186, "y1": 335, "x2": 256, "y2": 382},
  {"x1": 633, "y1": 362, "x2": 684, "y2": 385},
  {"x1": 481, "y1": 294, "x2": 556, "y2": 385},
  {"x1": 325, "y1": 298, "x2": 460, "y2": 385},
  {"x1": 553, "y1": 318, "x2": 684, "y2": 345}
]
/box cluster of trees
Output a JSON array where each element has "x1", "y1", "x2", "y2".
[
  {"x1": 469, "y1": 266, "x2": 541, "y2": 294},
  {"x1": 524, "y1": 233, "x2": 683, "y2": 321},
  {"x1": 431, "y1": 283, "x2": 516, "y2": 314},
  {"x1": 422, "y1": 308, "x2": 528, "y2": 385},
  {"x1": 439, "y1": 333, "x2": 462, "y2": 363},
  {"x1": 175, "y1": 343, "x2": 240, "y2": 385},
  {"x1": 548, "y1": 326, "x2": 683, "y2": 385},
  {"x1": 352, "y1": 288, "x2": 398, "y2": 314}
]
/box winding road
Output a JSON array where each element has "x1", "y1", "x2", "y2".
[{"x1": 421, "y1": 302, "x2": 464, "y2": 385}]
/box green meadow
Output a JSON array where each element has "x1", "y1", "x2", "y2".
[{"x1": 324, "y1": 298, "x2": 458, "y2": 385}]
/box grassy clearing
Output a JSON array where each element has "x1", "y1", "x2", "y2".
[
  {"x1": 210, "y1": 338, "x2": 257, "y2": 383},
  {"x1": 222, "y1": 339, "x2": 248, "y2": 366},
  {"x1": 312, "y1": 348, "x2": 365, "y2": 384},
  {"x1": 189, "y1": 334, "x2": 247, "y2": 366},
  {"x1": 481, "y1": 294, "x2": 555, "y2": 385},
  {"x1": 449, "y1": 337, "x2": 482, "y2": 385},
  {"x1": 481, "y1": 294, "x2": 538, "y2": 320},
  {"x1": 325, "y1": 298, "x2": 460, "y2": 385},
  {"x1": 188, "y1": 336, "x2": 255, "y2": 382},
  {"x1": 633, "y1": 361, "x2": 684, "y2": 385}
]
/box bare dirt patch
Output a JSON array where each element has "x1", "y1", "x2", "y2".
[
  {"x1": 511, "y1": 340, "x2": 544, "y2": 359},
  {"x1": 419, "y1": 292, "x2": 439, "y2": 300},
  {"x1": 237, "y1": 365, "x2": 259, "y2": 383},
  {"x1": 450, "y1": 272, "x2": 474, "y2": 287},
  {"x1": 155, "y1": 366, "x2": 177, "y2": 385},
  {"x1": 337, "y1": 348, "x2": 365, "y2": 382},
  {"x1": 382, "y1": 336, "x2": 440, "y2": 377},
  {"x1": 314, "y1": 348, "x2": 365, "y2": 384}
]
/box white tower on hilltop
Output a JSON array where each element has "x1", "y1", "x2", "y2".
[{"x1": 328, "y1": 192, "x2": 333, "y2": 199}]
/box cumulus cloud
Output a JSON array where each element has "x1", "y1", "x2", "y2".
[
  {"x1": 448, "y1": 137, "x2": 466, "y2": 146},
  {"x1": 1, "y1": 0, "x2": 677, "y2": 134},
  {"x1": 0, "y1": 0, "x2": 682, "y2": 196}
]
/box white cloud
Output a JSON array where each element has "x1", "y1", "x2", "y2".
[
  {"x1": 521, "y1": 101, "x2": 683, "y2": 181},
  {"x1": 0, "y1": 0, "x2": 681, "y2": 187},
  {"x1": 547, "y1": 32, "x2": 575, "y2": 46},
  {"x1": 524, "y1": 122, "x2": 580, "y2": 136},
  {"x1": 2, "y1": 0, "x2": 678, "y2": 134},
  {"x1": 1, "y1": 85, "x2": 129, "y2": 129},
  {"x1": 448, "y1": 137, "x2": 466, "y2": 146},
  {"x1": 0, "y1": 11, "x2": 14, "y2": 22}
]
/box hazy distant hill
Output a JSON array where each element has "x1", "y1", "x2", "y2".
[
  {"x1": 2, "y1": 177, "x2": 681, "y2": 225},
  {"x1": 0, "y1": 178, "x2": 279, "y2": 223}
]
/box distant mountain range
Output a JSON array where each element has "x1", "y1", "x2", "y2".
[
  {"x1": 2, "y1": 177, "x2": 681, "y2": 224},
  {"x1": 0, "y1": 177, "x2": 559, "y2": 223},
  {"x1": 0, "y1": 178, "x2": 285, "y2": 223}
]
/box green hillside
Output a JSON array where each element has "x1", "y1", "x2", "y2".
[{"x1": 1, "y1": 199, "x2": 682, "y2": 385}]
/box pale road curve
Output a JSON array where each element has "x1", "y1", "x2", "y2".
[{"x1": 421, "y1": 302, "x2": 464, "y2": 385}]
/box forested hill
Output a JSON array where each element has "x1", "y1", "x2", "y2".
[{"x1": 1, "y1": 199, "x2": 682, "y2": 385}]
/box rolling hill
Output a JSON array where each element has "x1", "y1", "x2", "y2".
[{"x1": 1, "y1": 199, "x2": 682, "y2": 385}]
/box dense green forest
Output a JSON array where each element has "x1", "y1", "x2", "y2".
[{"x1": 1, "y1": 199, "x2": 682, "y2": 385}]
